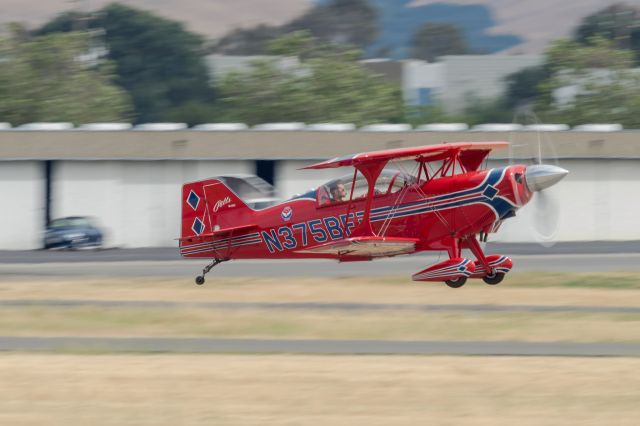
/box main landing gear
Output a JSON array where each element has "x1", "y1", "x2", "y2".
[
  {"x1": 482, "y1": 271, "x2": 506, "y2": 285},
  {"x1": 446, "y1": 262, "x2": 508, "y2": 287},
  {"x1": 195, "y1": 258, "x2": 225, "y2": 285},
  {"x1": 445, "y1": 277, "x2": 467, "y2": 289},
  {"x1": 411, "y1": 236, "x2": 513, "y2": 288},
  {"x1": 464, "y1": 236, "x2": 511, "y2": 287}
]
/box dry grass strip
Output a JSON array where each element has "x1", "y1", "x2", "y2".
[
  {"x1": 0, "y1": 354, "x2": 638, "y2": 426},
  {"x1": 1, "y1": 274, "x2": 640, "y2": 307}
]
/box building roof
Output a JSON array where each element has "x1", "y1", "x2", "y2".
[{"x1": 1, "y1": 129, "x2": 639, "y2": 160}]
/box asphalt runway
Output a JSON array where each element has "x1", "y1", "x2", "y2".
[
  {"x1": 1, "y1": 243, "x2": 638, "y2": 357},
  {"x1": 1, "y1": 336, "x2": 639, "y2": 357},
  {"x1": 1, "y1": 242, "x2": 640, "y2": 279},
  {"x1": 2, "y1": 253, "x2": 640, "y2": 279},
  {"x1": 3, "y1": 241, "x2": 639, "y2": 264},
  {"x1": 2, "y1": 299, "x2": 640, "y2": 314}
]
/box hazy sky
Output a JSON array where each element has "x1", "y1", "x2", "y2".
[{"x1": 2, "y1": 0, "x2": 639, "y2": 53}]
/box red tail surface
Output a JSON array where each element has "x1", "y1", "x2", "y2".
[{"x1": 181, "y1": 178, "x2": 255, "y2": 240}]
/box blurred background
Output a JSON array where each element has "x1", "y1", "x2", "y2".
[
  {"x1": 1, "y1": 1, "x2": 640, "y2": 425},
  {"x1": 1, "y1": 0, "x2": 640, "y2": 249}
]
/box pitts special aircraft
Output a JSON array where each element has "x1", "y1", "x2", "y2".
[{"x1": 179, "y1": 142, "x2": 568, "y2": 288}]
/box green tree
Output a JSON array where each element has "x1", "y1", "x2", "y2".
[
  {"x1": 545, "y1": 37, "x2": 634, "y2": 72},
  {"x1": 403, "y1": 104, "x2": 465, "y2": 127},
  {"x1": 35, "y1": 11, "x2": 91, "y2": 34},
  {"x1": 36, "y1": 3, "x2": 216, "y2": 124},
  {"x1": 547, "y1": 76, "x2": 640, "y2": 127},
  {"x1": 0, "y1": 30, "x2": 132, "y2": 125},
  {"x1": 218, "y1": 32, "x2": 402, "y2": 126},
  {"x1": 504, "y1": 65, "x2": 551, "y2": 108},
  {"x1": 575, "y1": 3, "x2": 640, "y2": 58},
  {"x1": 266, "y1": 30, "x2": 317, "y2": 57},
  {"x1": 210, "y1": 24, "x2": 281, "y2": 55},
  {"x1": 214, "y1": 0, "x2": 378, "y2": 54},
  {"x1": 288, "y1": 0, "x2": 378, "y2": 47},
  {"x1": 461, "y1": 96, "x2": 513, "y2": 125},
  {"x1": 411, "y1": 22, "x2": 469, "y2": 61},
  {"x1": 535, "y1": 37, "x2": 640, "y2": 126}
]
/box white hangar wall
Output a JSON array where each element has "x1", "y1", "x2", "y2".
[
  {"x1": 0, "y1": 162, "x2": 43, "y2": 250},
  {"x1": 51, "y1": 160, "x2": 253, "y2": 248},
  {"x1": 486, "y1": 159, "x2": 640, "y2": 243},
  {"x1": 275, "y1": 160, "x2": 345, "y2": 200},
  {"x1": 3, "y1": 158, "x2": 640, "y2": 249},
  {"x1": 279, "y1": 158, "x2": 640, "y2": 244}
]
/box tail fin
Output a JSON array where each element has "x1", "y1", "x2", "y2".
[{"x1": 181, "y1": 178, "x2": 254, "y2": 240}]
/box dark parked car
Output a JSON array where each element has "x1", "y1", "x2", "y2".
[{"x1": 44, "y1": 216, "x2": 103, "y2": 249}]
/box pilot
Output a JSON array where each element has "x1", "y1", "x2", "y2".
[{"x1": 329, "y1": 183, "x2": 347, "y2": 202}]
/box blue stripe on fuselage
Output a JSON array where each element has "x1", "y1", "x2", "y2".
[{"x1": 368, "y1": 168, "x2": 512, "y2": 221}]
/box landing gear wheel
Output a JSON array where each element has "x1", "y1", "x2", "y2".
[
  {"x1": 445, "y1": 277, "x2": 467, "y2": 288},
  {"x1": 192, "y1": 258, "x2": 228, "y2": 285},
  {"x1": 483, "y1": 272, "x2": 505, "y2": 285}
]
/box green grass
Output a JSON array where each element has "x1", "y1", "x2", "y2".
[
  {"x1": 2, "y1": 306, "x2": 640, "y2": 343},
  {"x1": 510, "y1": 273, "x2": 640, "y2": 289},
  {"x1": 364, "y1": 272, "x2": 640, "y2": 289}
]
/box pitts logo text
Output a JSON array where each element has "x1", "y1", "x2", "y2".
[{"x1": 213, "y1": 197, "x2": 232, "y2": 212}]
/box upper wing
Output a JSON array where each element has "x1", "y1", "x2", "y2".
[{"x1": 302, "y1": 142, "x2": 509, "y2": 170}]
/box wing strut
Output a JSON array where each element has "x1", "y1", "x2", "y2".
[
  {"x1": 350, "y1": 160, "x2": 388, "y2": 237},
  {"x1": 341, "y1": 168, "x2": 359, "y2": 237}
]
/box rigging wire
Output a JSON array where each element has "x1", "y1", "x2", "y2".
[
  {"x1": 376, "y1": 161, "x2": 413, "y2": 237},
  {"x1": 391, "y1": 159, "x2": 452, "y2": 233}
]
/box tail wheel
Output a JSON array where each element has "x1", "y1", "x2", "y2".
[
  {"x1": 445, "y1": 277, "x2": 467, "y2": 288},
  {"x1": 483, "y1": 272, "x2": 505, "y2": 285}
]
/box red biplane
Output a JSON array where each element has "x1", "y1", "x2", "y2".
[{"x1": 179, "y1": 142, "x2": 568, "y2": 288}]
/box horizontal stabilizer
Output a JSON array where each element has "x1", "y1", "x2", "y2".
[
  {"x1": 296, "y1": 236, "x2": 418, "y2": 258},
  {"x1": 412, "y1": 258, "x2": 475, "y2": 282},
  {"x1": 178, "y1": 223, "x2": 258, "y2": 243}
]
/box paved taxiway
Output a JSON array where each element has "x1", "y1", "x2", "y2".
[
  {"x1": 1, "y1": 242, "x2": 640, "y2": 278},
  {"x1": 2, "y1": 253, "x2": 640, "y2": 278},
  {"x1": 1, "y1": 337, "x2": 639, "y2": 357},
  {"x1": 2, "y1": 299, "x2": 640, "y2": 314},
  {"x1": 1, "y1": 243, "x2": 638, "y2": 356}
]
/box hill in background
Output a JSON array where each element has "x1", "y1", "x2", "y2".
[
  {"x1": 1, "y1": 0, "x2": 639, "y2": 55},
  {"x1": 411, "y1": 0, "x2": 640, "y2": 53},
  {"x1": 0, "y1": 0, "x2": 309, "y2": 39},
  {"x1": 359, "y1": 0, "x2": 522, "y2": 58}
]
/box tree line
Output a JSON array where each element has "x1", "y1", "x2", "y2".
[{"x1": 2, "y1": 1, "x2": 640, "y2": 127}]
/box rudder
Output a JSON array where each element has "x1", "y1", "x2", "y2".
[{"x1": 181, "y1": 178, "x2": 254, "y2": 240}]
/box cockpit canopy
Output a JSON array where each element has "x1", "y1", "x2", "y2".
[
  {"x1": 215, "y1": 175, "x2": 279, "y2": 209},
  {"x1": 315, "y1": 169, "x2": 419, "y2": 206}
]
